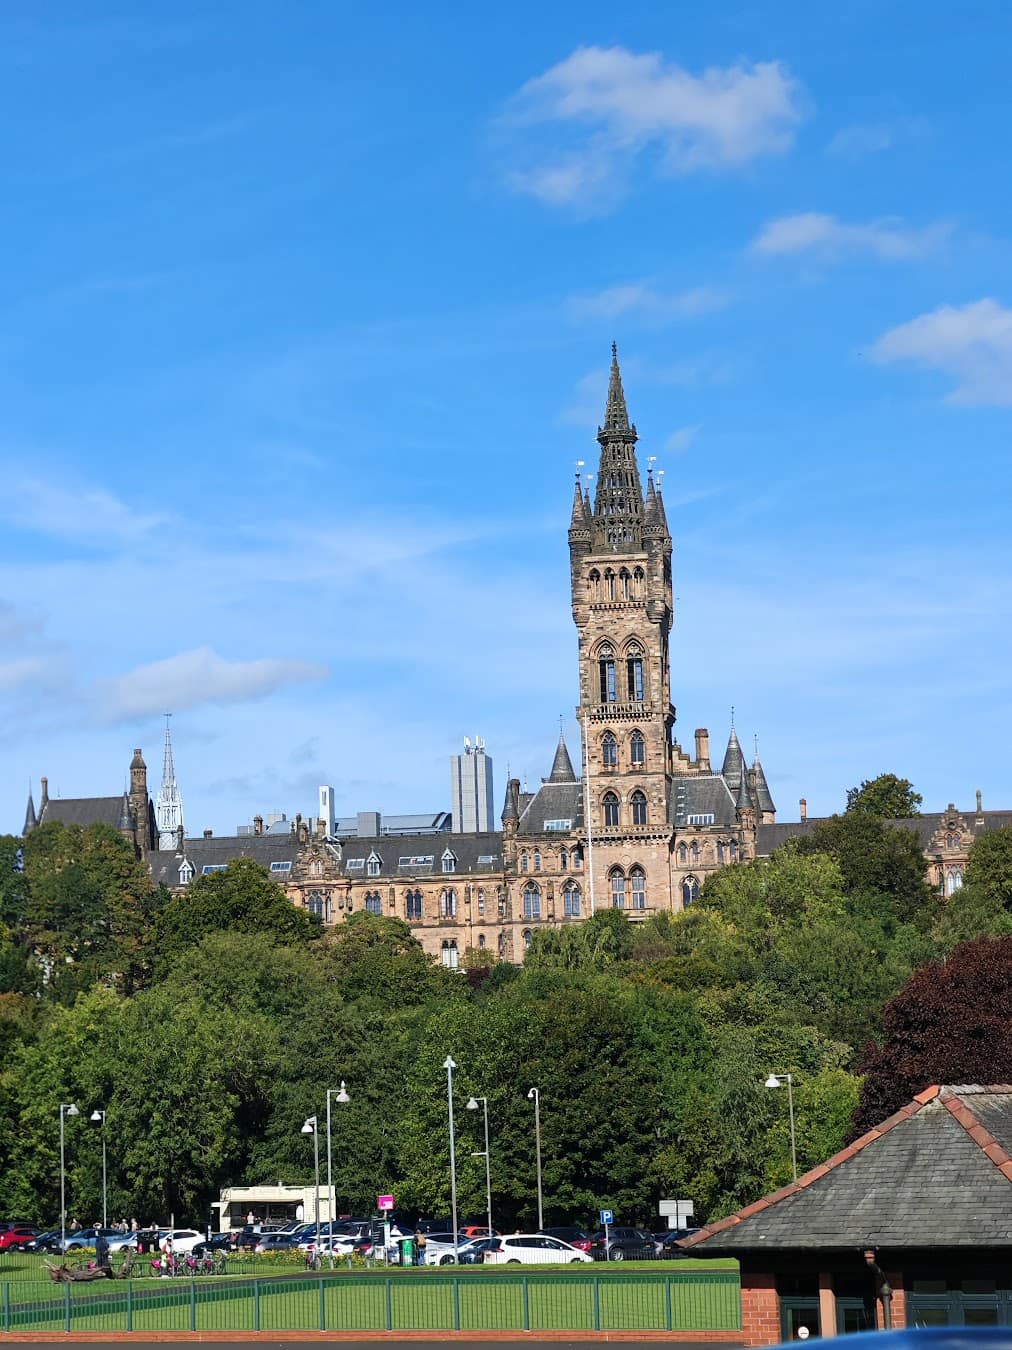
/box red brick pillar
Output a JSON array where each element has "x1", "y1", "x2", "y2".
[
  {"x1": 887, "y1": 1273, "x2": 907, "y2": 1330},
  {"x1": 740, "y1": 1271, "x2": 781, "y2": 1347}
]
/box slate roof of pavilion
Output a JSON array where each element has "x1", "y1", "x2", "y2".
[{"x1": 681, "y1": 1085, "x2": 1012, "y2": 1253}]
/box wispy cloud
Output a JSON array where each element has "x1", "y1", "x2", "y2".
[
  {"x1": 501, "y1": 45, "x2": 806, "y2": 209},
  {"x1": 751, "y1": 212, "x2": 949, "y2": 260},
  {"x1": 567, "y1": 283, "x2": 730, "y2": 323},
  {"x1": 826, "y1": 117, "x2": 927, "y2": 158},
  {"x1": 665, "y1": 424, "x2": 702, "y2": 453},
  {"x1": 2, "y1": 476, "x2": 167, "y2": 548},
  {"x1": 96, "y1": 647, "x2": 329, "y2": 721},
  {"x1": 870, "y1": 298, "x2": 1012, "y2": 405}
]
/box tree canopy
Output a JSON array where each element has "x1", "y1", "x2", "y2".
[{"x1": 846, "y1": 774, "x2": 922, "y2": 818}]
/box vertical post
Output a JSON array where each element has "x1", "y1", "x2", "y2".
[
  {"x1": 592, "y1": 1276, "x2": 601, "y2": 1331},
  {"x1": 326, "y1": 1091, "x2": 333, "y2": 1268},
  {"x1": 319, "y1": 1276, "x2": 326, "y2": 1331},
  {"x1": 64, "y1": 1281, "x2": 71, "y2": 1332},
  {"x1": 126, "y1": 1279, "x2": 133, "y2": 1333},
  {"x1": 521, "y1": 1275, "x2": 529, "y2": 1331},
  {"x1": 582, "y1": 710, "x2": 596, "y2": 914},
  {"x1": 254, "y1": 1278, "x2": 261, "y2": 1331},
  {"x1": 101, "y1": 1125, "x2": 108, "y2": 1230},
  {"x1": 453, "y1": 1277, "x2": 461, "y2": 1331},
  {"x1": 665, "y1": 1275, "x2": 673, "y2": 1331},
  {"x1": 530, "y1": 1088, "x2": 544, "y2": 1230},
  {"x1": 385, "y1": 1276, "x2": 393, "y2": 1331},
  {"x1": 482, "y1": 1097, "x2": 492, "y2": 1237},
  {"x1": 444, "y1": 1057, "x2": 459, "y2": 1260},
  {"x1": 189, "y1": 1277, "x2": 196, "y2": 1331},
  {"x1": 3, "y1": 1280, "x2": 9, "y2": 1334}
]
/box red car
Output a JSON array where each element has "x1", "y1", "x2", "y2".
[{"x1": 0, "y1": 1227, "x2": 40, "y2": 1251}]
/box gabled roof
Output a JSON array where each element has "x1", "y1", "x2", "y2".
[
  {"x1": 39, "y1": 796, "x2": 127, "y2": 830},
  {"x1": 682, "y1": 1085, "x2": 1012, "y2": 1253}
]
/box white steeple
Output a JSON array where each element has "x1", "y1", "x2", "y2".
[{"x1": 155, "y1": 714, "x2": 184, "y2": 851}]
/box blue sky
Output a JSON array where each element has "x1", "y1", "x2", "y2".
[{"x1": 2, "y1": 0, "x2": 1011, "y2": 835}]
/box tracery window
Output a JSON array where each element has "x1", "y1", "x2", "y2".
[
  {"x1": 682, "y1": 876, "x2": 699, "y2": 906},
  {"x1": 441, "y1": 940, "x2": 459, "y2": 969},
  {"x1": 563, "y1": 882, "x2": 581, "y2": 917},
  {"x1": 533, "y1": 848, "x2": 541, "y2": 872},
  {"x1": 610, "y1": 868, "x2": 626, "y2": 909},
  {"x1": 627, "y1": 647, "x2": 645, "y2": 702},
  {"x1": 599, "y1": 645, "x2": 617, "y2": 703},
  {"x1": 365, "y1": 891, "x2": 382, "y2": 915},
  {"x1": 631, "y1": 868, "x2": 646, "y2": 909},
  {"x1": 406, "y1": 889, "x2": 423, "y2": 920},
  {"x1": 440, "y1": 888, "x2": 456, "y2": 918},
  {"x1": 603, "y1": 792, "x2": 620, "y2": 827},
  {"x1": 602, "y1": 732, "x2": 618, "y2": 767},
  {"x1": 631, "y1": 790, "x2": 648, "y2": 826},
  {"x1": 523, "y1": 883, "x2": 541, "y2": 919},
  {"x1": 630, "y1": 730, "x2": 645, "y2": 766}
]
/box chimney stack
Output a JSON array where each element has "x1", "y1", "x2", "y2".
[
  {"x1": 800, "y1": 797, "x2": 807, "y2": 823},
  {"x1": 203, "y1": 828, "x2": 212, "y2": 839},
  {"x1": 40, "y1": 776, "x2": 49, "y2": 807},
  {"x1": 976, "y1": 789, "x2": 984, "y2": 822},
  {"x1": 694, "y1": 728, "x2": 710, "y2": 772},
  {"x1": 253, "y1": 814, "x2": 263, "y2": 836},
  {"x1": 176, "y1": 825, "x2": 184, "y2": 851}
]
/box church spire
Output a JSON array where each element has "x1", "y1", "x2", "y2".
[
  {"x1": 23, "y1": 786, "x2": 37, "y2": 835},
  {"x1": 155, "y1": 714, "x2": 184, "y2": 852},
  {"x1": 547, "y1": 730, "x2": 577, "y2": 784},
  {"x1": 600, "y1": 341, "x2": 633, "y2": 437},
  {"x1": 592, "y1": 343, "x2": 645, "y2": 550}
]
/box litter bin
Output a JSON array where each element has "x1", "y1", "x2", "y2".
[{"x1": 399, "y1": 1237, "x2": 415, "y2": 1266}]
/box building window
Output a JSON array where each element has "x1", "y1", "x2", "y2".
[
  {"x1": 678, "y1": 842, "x2": 687, "y2": 865},
  {"x1": 631, "y1": 790, "x2": 648, "y2": 826},
  {"x1": 682, "y1": 876, "x2": 699, "y2": 906},
  {"x1": 627, "y1": 653, "x2": 644, "y2": 702},
  {"x1": 406, "y1": 889, "x2": 423, "y2": 920},
  {"x1": 572, "y1": 845, "x2": 583, "y2": 868},
  {"x1": 523, "y1": 884, "x2": 541, "y2": 919},
  {"x1": 441, "y1": 940, "x2": 459, "y2": 969},
  {"x1": 533, "y1": 848, "x2": 542, "y2": 872},
  {"x1": 478, "y1": 934, "x2": 486, "y2": 949},
  {"x1": 717, "y1": 842, "x2": 726, "y2": 865},
  {"x1": 610, "y1": 869, "x2": 626, "y2": 909},
  {"x1": 603, "y1": 792, "x2": 620, "y2": 827},
  {"x1": 630, "y1": 730, "x2": 645, "y2": 766},
  {"x1": 729, "y1": 840, "x2": 738, "y2": 863},
  {"x1": 602, "y1": 732, "x2": 618, "y2": 767},
  {"x1": 560, "y1": 848, "x2": 567, "y2": 870},
  {"x1": 441, "y1": 850, "x2": 457, "y2": 873},
  {"x1": 563, "y1": 882, "x2": 581, "y2": 917},
  {"x1": 365, "y1": 891, "x2": 382, "y2": 915},
  {"x1": 620, "y1": 569, "x2": 631, "y2": 600},
  {"x1": 520, "y1": 850, "x2": 529, "y2": 872},
  {"x1": 605, "y1": 569, "x2": 616, "y2": 601},
  {"x1": 631, "y1": 868, "x2": 646, "y2": 909},
  {"x1": 946, "y1": 833, "x2": 960, "y2": 849},
  {"x1": 477, "y1": 888, "x2": 485, "y2": 917},
  {"x1": 307, "y1": 889, "x2": 331, "y2": 921},
  {"x1": 588, "y1": 568, "x2": 600, "y2": 599},
  {"x1": 633, "y1": 567, "x2": 644, "y2": 596},
  {"x1": 522, "y1": 929, "x2": 532, "y2": 951},
  {"x1": 691, "y1": 840, "x2": 700, "y2": 864},
  {"x1": 366, "y1": 852, "x2": 382, "y2": 877},
  {"x1": 309, "y1": 859, "x2": 323, "y2": 878},
  {"x1": 440, "y1": 888, "x2": 456, "y2": 918},
  {"x1": 947, "y1": 867, "x2": 964, "y2": 896},
  {"x1": 178, "y1": 861, "x2": 194, "y2": 885},
  {"x1": 599, "y1": 645, "x2": 617, "y2": 703}
]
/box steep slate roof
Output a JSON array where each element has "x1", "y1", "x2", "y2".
[
  {"x1": 547, "y1": 733, "x2": 578, "y2": 784},
  {"x1": 752, "y1": 758, "x2": 775, "y2": 816},
  {"x1": 669, "y1": 775, "x2": 738, "y2": 829},
  {"x1": 517, "y1": 782, "x2": 584, "y2": 835},
  {"x1": 39, "y1": 796, "x2": 126, "y2": 830},
  {"x1": 338, "y1": 830, "x2": 503, "y2": 876},
  {"x1": 149, "y1": 833, "x2": 300, "y2": 887},
  {"x1": 682, "y1": 1085, "x2": 1012, "y2": 1253},
  {"x1": 757, "y1": 808, "x2": 1012, "y2": 858}
]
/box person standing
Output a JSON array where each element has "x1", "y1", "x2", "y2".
[{"x1": 95, "y1": 1231, "x2": 111, "y2": 1273}]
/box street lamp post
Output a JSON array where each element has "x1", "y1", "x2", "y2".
[
  {"x1": 89, "y1": 1110, "x2": 108, "y2": 1229},
  {"x1": 443, "y1": 1056, "x2": 459, "y2": 1260},
  {"x1": 301, "y1": 1116, "x2": 321, "y2": 1255},
  {"x1": 325, "y1": 1082, "x2": 350, "y2": 1268},
  {"x1": 59, "y1": 1103, "x2": 79, "y2": 1256},
  {"x1": 527, "y1": 1088, "x2": 543, "y2": 1230},
  {"x1": 765, "y1": 1073, "x2": 797, "y2": 1182},
  {"x1": 466, "y1": 1096, "x2": 492, "y2": 1238}
]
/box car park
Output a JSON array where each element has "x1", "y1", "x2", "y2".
[
  {"x1": 592, "y1": 1225, "x2": 656, "y2": 1261},
  {"x1": 484, "y1": 1234, "x2": 593, "y2": 1265},
  {"x1": 539, "y1": 1226, "x2": 603, "y2": 1258}
]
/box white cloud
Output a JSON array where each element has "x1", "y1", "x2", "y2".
[
  {"x1": 502, "y1": 45, "x2": 806, "y2": 208},
  {"x1": 751, "y1": 212, "x2": 948, "y2": 260},
  {"x1": 870, "y1": 298, "x2": 1012, "y2": 405},
  {"x1": 665, "y1": 424, "x2": 702, "y2": 453},
  {"x1": 567, "y1": 283, "x2": 730, "y2": 322},
  {"x1": 826, "y1": 117, "x2": 926, "y2": 158},
  {"x1": 97, "y1": 647, "x2": 329, "y2": 720},
  {"x1": 2, "y1": 475, "x2": 166, "y2": 547}
]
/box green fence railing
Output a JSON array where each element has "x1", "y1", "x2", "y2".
[{"x1": 0, "y1": 1269, "x2": 741, "y2": 1334}]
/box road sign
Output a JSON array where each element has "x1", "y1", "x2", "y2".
[
  {"x1": 377, "y1": 1194, "x2": 395, "y2": 1211},
  {"x1": 599, "y1": 1208, "x2": 613, "y2": 1226},
  {"x1": 659, "y1": 1198, "x2": 694, "y2": 1228}
]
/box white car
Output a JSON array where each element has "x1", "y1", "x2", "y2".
[
  {"x1": 422, "y1": 1233, "x2": 473, "y2": 1265},
  {"x1": 484, "y1": 1234, "x2": 593, "y2": 1265},
  {"x1": 159, "y1": 1229, "x2": 204, "y2": 1254}
]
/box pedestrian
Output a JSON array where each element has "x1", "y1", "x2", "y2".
[
  {"x1": 131, "y1": 1217, "x2": 138, "y2": 1233},
  {"x1": 95, "y1": 1231, "x2": 111, "y2": 1273},
  {"x1": 70, "y1": 1217, "x2": 81, "y2": 1232},
  {"x1": 161, "y1": 1236, "x2": 174, "y2": 1276}
]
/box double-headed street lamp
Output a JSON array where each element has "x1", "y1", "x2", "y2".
[
  {"x1": 59, "y1": 1102, "x2": 79, "y2": 1256},
  {"x1": 765, "y1": 1073, "x2": 797, "y2": 1181},
  {"x1": 527, "y1": 1088, "x2": 543, "y2": 1230},
  {"x1": 325, "y1": 1083, "x2": 350, "y2": 1266},
  {"x1": 466, "y1": 1095, "x2": 492, "y2": 1238},
  {"x1": 89, "y1": 1110, "x2": 108, "y2": 1229},
  {"x1": 301, "y1": 1116, "x2": 321, "y2": 1252},
  {"x1": 444, "y1": 1056, "x2": 459, "y2": 1260}
]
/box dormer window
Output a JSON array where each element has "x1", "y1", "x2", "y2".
[
  {"x1": 178, "y1": 860, "x2": 194, "y2": 885},
  {"x1": 441, "y1": 849, "x2": 457, "y2": 874},
  {"x1": 366, "y1": 851, "x2": 382, "y2": 877}
]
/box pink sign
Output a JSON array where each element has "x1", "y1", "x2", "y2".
[{"x1": 377, "y1": 1194, "x2": 395, "y2": 1211}]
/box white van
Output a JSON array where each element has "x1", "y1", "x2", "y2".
[{"x1": 484, "y1": 1234, "x2": 592, "y2": 1265}]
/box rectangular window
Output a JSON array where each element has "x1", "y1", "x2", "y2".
[
  {"x1": 544, "y1": 819, "x2": 572, "y2": 831},
  {"x1": 345, "y1": 859, "x2": 365, "y2": 871},
  {"x1": 476, "y1": 854, "x2": 497, "y2": 865},
  {"x1": 269, "y1": 860, "x2": 292, "y2": 873},
  {"x1": 398, "y1": 855, "x2": 434, "y2": 868},
  {"x1": 686, "y1": 813, "x2": 715, "y2": 826},
  {"x1": 201, "y1": 864, "x2": 227, "y2": 874}
]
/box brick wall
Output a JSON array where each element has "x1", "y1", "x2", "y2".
[{"x1": 740, "y1": 1270, "x2": 781, "y2": 1347}]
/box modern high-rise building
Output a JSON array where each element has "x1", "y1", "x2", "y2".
[{"x1": 450, "y1": 738, "x2": 494, "y2": 834}]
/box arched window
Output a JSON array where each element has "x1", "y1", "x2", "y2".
[
  {"x1": 477, "y1": 888, "x2": 485, "y2": 917},
  {"x1": 631, "y1": 790, "x2": 648, "y2": 826},
  {"x1": 365, "y1": 891, "x2": 382, "y2": 915},
  {"x1": 627, "y1": 645, "x2": 644, "y2": 702},
  {"x1": 307, "y1": 889, "x2": 331, "y2": 921},
  {"x1": 478, "y1": 934, "x2": 486, "y2": 949},
  {"x1": 560, "y1": 848, "x2": 568, "y2": 870},
  {"x1": 717, "y1": 842, "x2": 726, "y2": 865},
  {"x1": 682, "y1": 876, "x2": 699, "y2": 907},
  {"x1": 588, "y1": 568, "x2": 600, "y2": 599},
  {"x1": 603, "y1": 792, "x2": 620, "y2": 827},
  {"x1": 946, "y1": 833, "x2": 960, "y2": 850},
  {"x1": 520, "y1": 850, "x2": 529, "y2": 872},
  {"x1": 610, "y1": 869, "x2": 626, "y2": 909},
  {"x1": 630, "y1": 730, "x2": 645, "y2": 766},
  {"x1": 533, "y1": 848, "x2": 542, "y2": 872},
  {"x1": 406, "y1": 889, "x2": 423, "y2": 920},
  {"x1": 691, "y1": 840, "x2": 700, "y2": 864},
  {"x1": 563, "y1": 882, "x2": 581, "y2": 917},
  {"x1": 631, "y1": 868, "x2": 646, "y2": 909},
  {"x1": 499, "y1": 932, "x2": 507, "y2": 957},
  {"x1": 678, "y1": 842, "x2": 687, "y2": 865},
  {"x1": 441, "y1": 939, "x2": 459, "y2": 969},
  {"x1": 366, "y1": 851, "x2": 382, "y2": 877},
  {"x1": 605, "y1": 569, "x2": 616, "y2": 601},
  {"x1": 309, "y1": 858, "x2": 323, "y2": 878},
  {"x1": 572, "y1": 845, "x2": 583, "y2": 868},
  {"x1": 599, "y1": 644, "x2": 617, "y2": 703},
  {"x1": 620, "y1": 569, "x2": 631, "y2": 600},
  {"x1": 633, "y1": 567, "x2": 645, "y2": 596},
  {"x1": 440, "y1": 888, "x2": 456, "y2": 918},
  {"x1": 602, "y1": 732, "x2": 618, "y2": 767},
  {"x1": 729, "y1": 841, "x2": 738, "y2": 863},
  {"x1": 522, "y1": 929, "x2": 533, "y2": 950},
  {"x1": 523, "y1": 883, "x2": 541, "y2": 919},
  {"x1": 946, "y1": 867, "x2": 964, "y2": 896}
]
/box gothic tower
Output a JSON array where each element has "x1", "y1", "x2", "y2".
[
  {"x1": 129, "y1": 748, "x2": 153, "y2": 854},
  {"x1": 569, "y1": 345, "x2": 675, "y2": 908}
]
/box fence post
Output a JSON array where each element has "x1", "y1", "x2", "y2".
[
  {"x1": 2, "y1": 1281, "x2": 8, "y2": 1334},
  {"x1": 592, "y1": 1275, "x2": 600, "y2": 1332},
  {"x1": 385, "y1": 1276, "x2": 393, "y2": 1331},
  {"x1": 319, "y1": 1276, "x2": 326, "y2": 1331},
  {"x1": 190, "y1": 1277, "x2": 197, "y2": 1330},
  {"x1": 64, "y1": 1281, "x2": 72, "y2": 1332},
  {"x1": 665, "y1": 1275, "x2": 673, "y2": 1331},
  {"x1": 126, "y1": 1279, "x2": 133, "y2": 1332},
  {"x1": 452, "y1": 1276, "x2": 461, "y2": 1331},
  {"x1": 521, "y1": 1275, "x2": 530, "y2": 1331},
  {"x1": 254, "y1": 1278, "x2": 261, "y2": 1332}
]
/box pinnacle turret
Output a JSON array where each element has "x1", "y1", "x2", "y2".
[
  {"x1": 751, "y1": 754, "x2": 776, "y2": 819},
  {"x1": 547, "y1": 731, "x2": 577, "y2": 784},
  {"x1": 23, "y1": 787, "x2": 37, "y2": 835},
  {"x1": 721, "y1": 723, "x2": 745, "y2": 792}
]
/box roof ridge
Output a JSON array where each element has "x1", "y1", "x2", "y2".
[
  {"x1": 679, "y1": 1085, "x2": 941, "y2": 1250},
  {"x1": 939, "y1": 1088, "x2": 1012, "y2": 1184}
]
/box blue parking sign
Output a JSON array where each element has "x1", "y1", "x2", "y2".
[{"x1": 599, "y1": 1209, "x2": 613, "y2": 1226}]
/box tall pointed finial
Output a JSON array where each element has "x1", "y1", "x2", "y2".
[
  {"x1": 754, "y1": 733, "x2": 759, "y2": 761},
  {"x1": 600, "y1": 341, "x2": 632, "y2": 437},
  {"x1": 731, "y1": 705, "x2": 735, "y2": 728}
]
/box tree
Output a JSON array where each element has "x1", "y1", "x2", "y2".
[
  {"x1": 320, "y1": 912, "x2": 457, "y2": 1006},
  {"x1": 794, "y1": 813, "x2": 935, "y2": 928},
  {"x1": 964, "y1": 826, "x2": 1012, "y2": 910},
  {"x1": 851, "y1": 935, "x2": 1012, "y2": 1137},
  {"x1": 846, "y1": 774, "x2": 922, "y2": 818}
]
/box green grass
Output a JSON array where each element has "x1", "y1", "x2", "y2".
[{"x1": 0, "y1": 1267, "x2": 742, "y2": 1334}]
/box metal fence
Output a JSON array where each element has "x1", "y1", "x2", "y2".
[{"x1": 0, "y1": 1269, "x2": 741, "y2": 1334}]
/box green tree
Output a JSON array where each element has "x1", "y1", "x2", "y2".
[
  {"x1": 795, "y1": 812, "x2": 936, "y2": 928},
  {"x1": 320, "y1": 912, "x2": 458, "y2": 1006},
  {"x1": 846, "y1": 774, "x2": 922, "y2": 818},
  {"x1": 964, "y1": 826, "x2": 1012, "y2": 910}
]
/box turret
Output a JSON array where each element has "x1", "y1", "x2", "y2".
[
  {"x1": 23, "y1": 788, "x2": 37, "y2": 835},
  {"x1": 721, "y1": 724, "x2": 744, "y2": 793},
  {"x1": 546, "y1": 731, "x2": 577, "y2": 785},
  {"x1": 128, "y1": 749, "x2": 151, "y2": 853},
  {"x1": 501, "y1": 777, "x2": 520, "y2": 838}
]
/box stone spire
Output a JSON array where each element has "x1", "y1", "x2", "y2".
[
  {"x1": 570, "y1": 473, "x2": 591, "y2": 530},
  {"x1": 118, "y1": 791, "x2": 134, "y2": 832},
  {"x1": 547, "y1": 731, "x2": 577, "y2": 784},
  {"x1": 156, "y1": 716, "x2": 185, "y2": 853},
  {"x1": 23, "y1": 787, "x2": 37, "y2": 835},
  {"x1": 501, "y1": 777, "x2": 520, "y2": 824},
  {"x1": 721, "y1": 721, "x2": 745, "y2": 792},
  {"x1": 592, "y1": 343, "x2": 645, "y2": 551},
  {"x1": 751, "y1": 747, "x2": 775, "y2": 821}
]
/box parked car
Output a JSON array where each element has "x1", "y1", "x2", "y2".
[
  {"x1": 23, "y1": 1230, "x2": 61, "y2": 1253},
  {"x1": 591, "y1": 1226, "x2": 656, "y2": 1261},
  {"x1": 159, "y1": 1229, "x2": 204, "y2": 1254},
  {"x1": 421, "y1": 1232, "x2": 473, "y2": 1265},
  {"x1": 654, "y1": 1227, "x2": 701, "y2": 1257},
  {"x1": 254, "y1": 1233, "x2": 302, "y2": 1253},
  {"x1": 59, "y1": 1227, "x2": 123, "y2": 1253},
  {"x1": 457, "y1": 1237, "x2": 501, "y2": 1265},
  {"x1": 539, "y1": 1226, "x2": 603, "y2": 1258},
  {"x1": 485, "y1": 1234, "x2": 593, "y2": 1266},
  {"x1": 414, "y1": 1217, "x2": 452, "y2": 1235},
  {"x1": 0, "y1": 1226, "x2": 40, "y2": 1251},
  {"x1": 460, "y1": 1224, "x2": 497, "y2": 1238}
]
